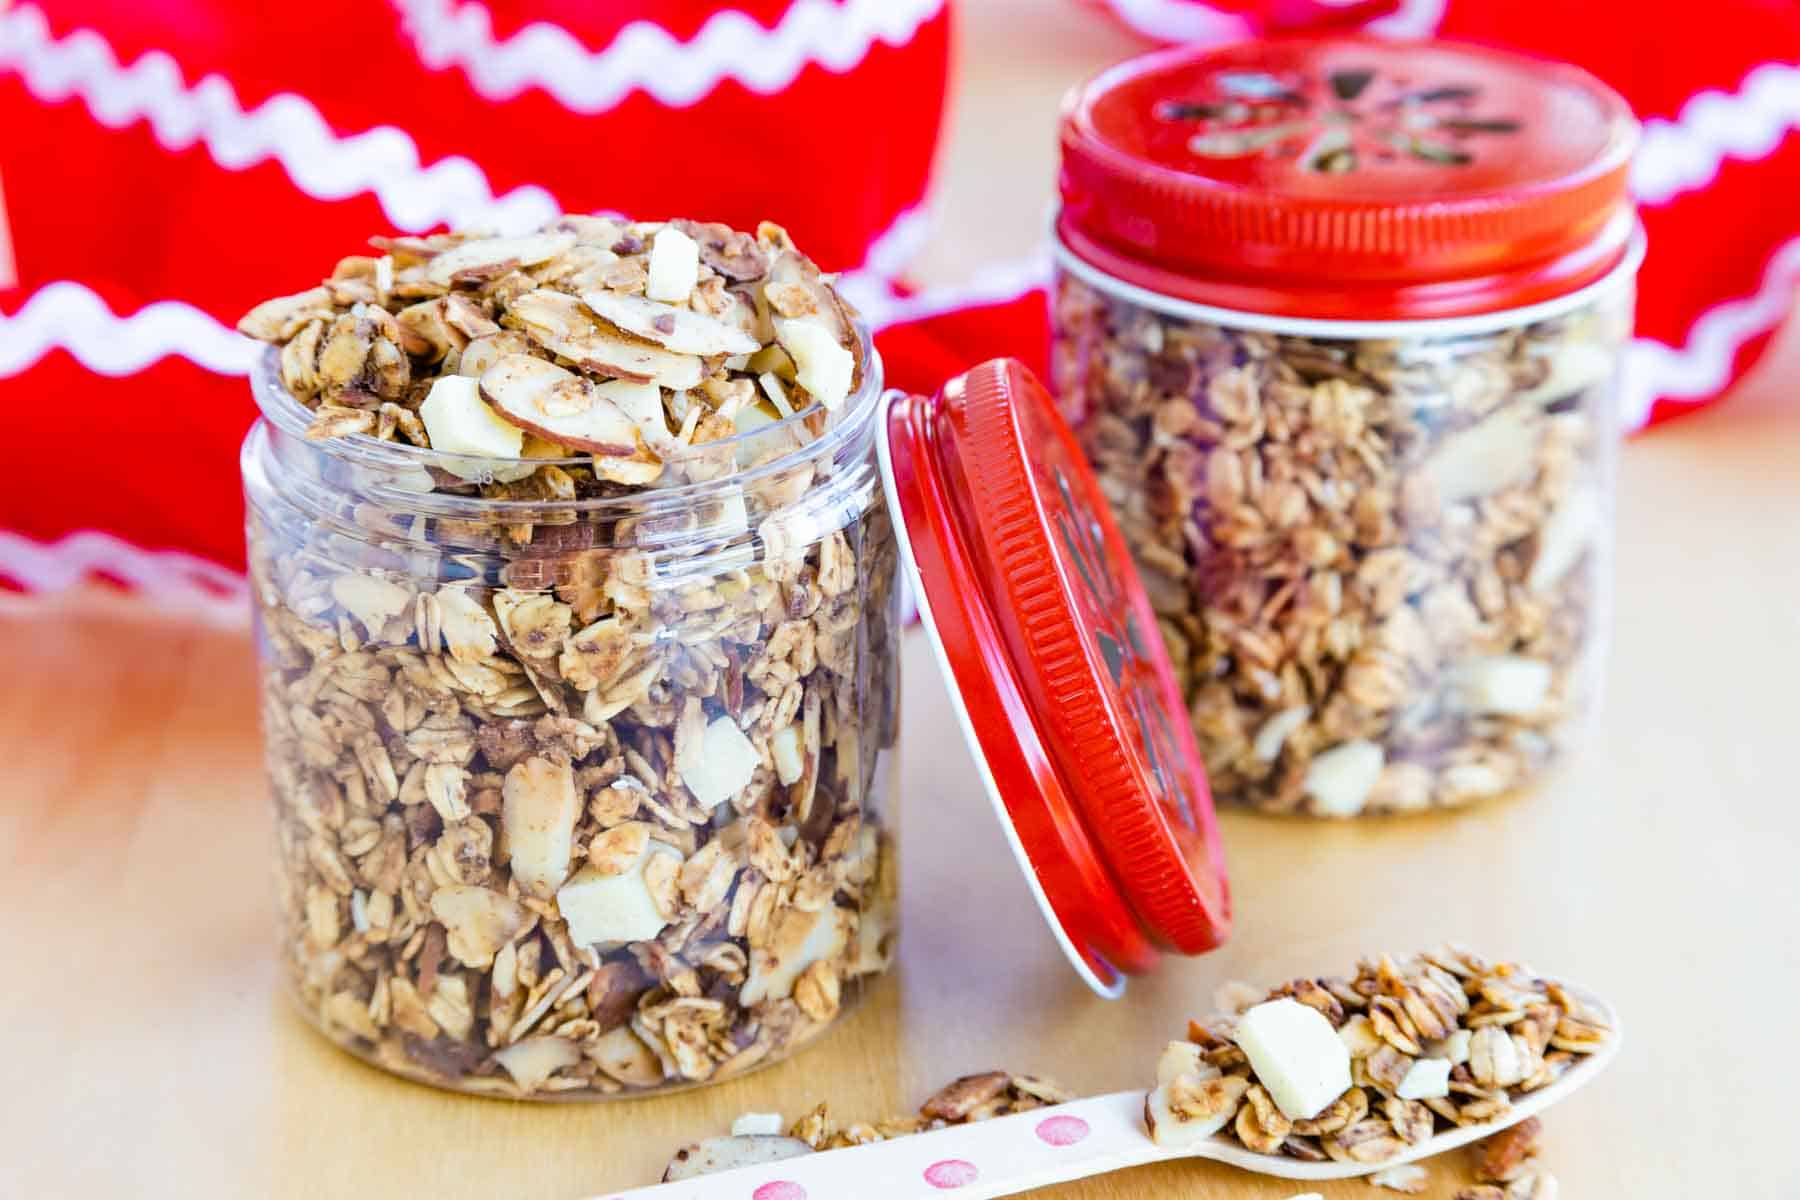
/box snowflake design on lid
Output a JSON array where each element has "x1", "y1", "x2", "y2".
[{"x1": 1158, "y1": 65, "x2": 1522, "y2": 173}]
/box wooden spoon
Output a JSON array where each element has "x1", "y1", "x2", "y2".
[{"x1": 601, "y1": 991, "x2": 1619, "y2": 1199}]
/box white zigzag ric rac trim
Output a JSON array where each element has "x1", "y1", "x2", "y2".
[
  {"x1": 394, "y1": 0, "x2": 946, "y2": 113},
  {"x1": 1633, "y1": 61, "x2": 1800, "y2": 206},
  {"x1": 1366, "y1": 0, "x2": 1448, "y2": 38},
  {"x1": 1619, "y1": 234, "x2": 1800, "y2": 429},
  {"x1": 1100, "y1": 0, "x2": 1250, "y2": 44},
  {"x1": 0, "y1": 531, "x2": 249, "y2": 627},
  {"x1": 0, "y1": 281, "x2": 254, "y2": 378},
  {"x1": 0, "y1": 4, "x2": 559, "y2": 233},
  {"x1": 857, "y1": 251, "x2": 1053, "y2": 333}
]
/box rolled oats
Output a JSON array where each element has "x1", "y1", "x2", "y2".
[
  {"x1": 1145, "y1": 947, "x2": 1612, "y2": 1165},
  {"x1": 1051, "y1": 271, "x2": 1628, "y2": 815},
  {"x1": 242, "y1": 216, "x2": 899, "y2": 1098}
]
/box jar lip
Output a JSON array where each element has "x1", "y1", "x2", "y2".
[
  {"x1": 1052, "y1": 219, "x2": 1646, "y2": 340},
  {"x1": 248, "y1": 318, "x2": 884, "y2": 513}
]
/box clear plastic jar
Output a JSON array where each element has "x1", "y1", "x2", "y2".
[
  {"x1": 242, "y1": 331, "x2": 899, "y2": 1098},
  {"x1": 1052, "y1": 38, "x2": 1641, "y2": 816},
  {"x1": 1052, "y1": 266, "x2": 1633, "y2": 815}
]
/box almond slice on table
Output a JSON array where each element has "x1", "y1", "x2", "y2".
[
  {"x1": 581, "y1": 289, "x2": 760, "y2": 357},
  {"x1": 479, "y1": 354, "x2": 640, "y2": 455},
  {"x1": 508, "y1": 290, "x2": 703, "y2": 389},
  {"x1": 662, "y1": 1136, "x2": 814, "y2": 1183}
]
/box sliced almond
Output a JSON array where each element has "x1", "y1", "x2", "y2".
[
  {"x1": 509, "y1": 290, "x2": 703, "y2": 388},
  {"x1": 740, "y1": 906, "x2": 851, "y2": 1007},
  {"x1": 501, "y1": 756, "x2": 581, "y2": 898},
  {"x1": 596, "y1": 378, "x2": 682, "y2": 459},
  {"x1": 581, "y1": 290, "x2": 759, "y2": 357},
  {"x1": 494, "y1": 1036, "x2": 581, "y2": 1092},
  {"x1": 425, "y1": 230, "x2": 576, "y2": 287},
  {"x1": 591, "y1": 1025, "x2": 663, "y2": 1088},
  {"x1": 479, "y1": 354, "x2": 639, "y2": 455},
  {"x1": 662, "y1": 1135, "x2": 813, "y2": 1183},
  {"x1": 428, "y1": 885, "x2": 528, "y2": 969}
]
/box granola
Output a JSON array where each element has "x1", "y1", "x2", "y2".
[
  {"x1": 1145, "y1": 947, "x2": 1614, "y2": 1164},
  {"x1": 240, "y1": 216, "x2": 900, "y2": 1098},
  {"x1": 1051, "y1": 270, "x2": 1629, "y2": 815},
  {"x1": 662, "y1": 1072, "x2": 1073, "y2": 1180}
]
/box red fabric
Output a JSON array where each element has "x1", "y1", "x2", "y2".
[{"x1": 2, "y1": 0, "x2": 1797, "y2": 593}]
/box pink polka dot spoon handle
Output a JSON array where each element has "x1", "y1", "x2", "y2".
[{"x1": 597, "y1": 992, "x2": 1619, "y2": 1200}]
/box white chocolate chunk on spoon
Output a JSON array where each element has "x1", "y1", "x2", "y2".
[{"x1": 596, "y1": 986, "x2": 1620, "y2": 1200}]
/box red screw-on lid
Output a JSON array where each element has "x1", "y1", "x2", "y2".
[
  {"x1": 878, "y1": 359, "x2": 1231, "y2": 997},
  {"x1": 1058, "y1": 36, "x2": 1639, "y2": 320}
]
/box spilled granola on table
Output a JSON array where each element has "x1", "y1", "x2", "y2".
[
  {"x1": 1052, "y1": 273, "x2": 1629, "y2": 815},
  {"x1": 1145, "y1": 946, "x2": 1614, "y2": 1167},
  {"x1": 239, "y1": 216, "x2": 900, "y2": 1098},
  {"x1": 662, "y1": 1071, "x2": 1073, "y2": 1181}
]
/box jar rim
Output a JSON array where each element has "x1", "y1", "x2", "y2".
[
  {"x1": 248, "y1": 318, "x2": 884, "y2": 515},
  {"x1": 1053, "y1": 220, "x2": 1646, "y2": 341}
]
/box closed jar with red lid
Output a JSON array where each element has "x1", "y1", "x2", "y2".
[{"x1": 1052, "y1": 37, "x2": 1641, "y2": 817}]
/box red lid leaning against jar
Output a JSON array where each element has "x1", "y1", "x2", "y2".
[{"x1": 1057, "y1": 36, "x2": 1639, "y2": 321}]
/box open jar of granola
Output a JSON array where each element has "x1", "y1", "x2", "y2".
[
  {"x1": 242, "y1": 218, "x2": 903, "y2": 1098},
  {"x1": 239, "y1": 216, "x2": 1231, "y2": 1099},
  {"x1": 1053, "y1": 38, "x2": 1641, "y2": 816}
]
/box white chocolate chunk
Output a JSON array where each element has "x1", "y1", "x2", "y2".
[
  {"x1": 646, "y1": 226, "x2": 701, "y2": 302},
  {"x1": 1449, "y1": 655, "x2": 1552, "y2": 716},
  {"x1": 1253, "y1": 705, "x2": 1311, "y2": 763},
  {"x1": 419, "y1": 375, "x2": 527, "y2": 474},
  {"x1": 679, "y1": 717, "x2": 761, "y2": 809},
  {"x1": 1155, "y1": 1040, "x2": 1214, "y2": 1086},
  {"x1": 770, "y1": 724, "x2": 806, "y2": 786},
  {"x1": 774, "y1": 318, "x2": 854, "y2": 411},
  {"x1": 501, "y1": 756, "x2": 581, "y2": 898},
  {"x1": 479, "y1": 354, "x2": 640, "y2": 455},
  {"x1": 1303, "y1": 740, "x2": 1385, "y2": 817},
  {"x1": 1231, "y1": 997, "x2": 1353, "y2": 1121},
  {"x1": 494, "y1": 1037, "x2": 581, "y2": 1091},
  {"x1": 1426, "y1": 1028, "x2": 1472, "y2": 1064},
  {"x1": 557, "y1": 840, "x2": 683, "y2": 948},
  {"x1": 730, "y1": 1112, "x2": 785, "y2": 1137},
  {"x1": 1423, "y1": 406, "x2": 1541, "y2": 503},
  {"x1": 1396, "y1": 1056, "x2": 1452, "y2": 1100},
  {"x1": 1528, "y1": 486, "x2": 1601, "y2": 593}
]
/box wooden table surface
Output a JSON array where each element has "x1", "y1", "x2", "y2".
[{"x1": 6, "y1": 4, "x2": 1799, "y2": 1197}]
